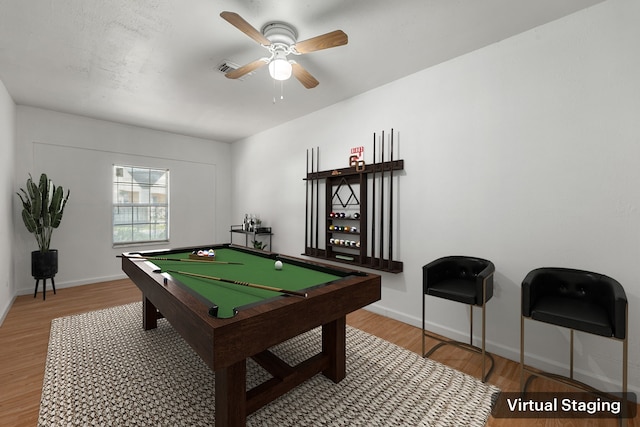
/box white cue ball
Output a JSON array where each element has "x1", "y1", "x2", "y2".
[{"x1": 274, "y1": 260, "x2": 283, "y2": 270}]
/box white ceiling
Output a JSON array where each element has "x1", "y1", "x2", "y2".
[{"x1": 0, "y1": 0, "x2": 604, "y2": 143}]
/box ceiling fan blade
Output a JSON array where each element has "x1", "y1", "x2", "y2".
[
  {"x1": 220, "y1": 11, "x2": 271, "y2": 46},
  {"x1": 225, "y1": 58, "x2": 268, "y2": 79},
  {"x1": 291, "y1": 62, "x2": 319, "y2": 89},
  {"x1": 293, "y1": 30, "x2": 348, "y2": 54}
]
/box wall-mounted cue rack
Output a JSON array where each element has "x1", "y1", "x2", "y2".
[{"x1": 304, "y1": 130, "x2": 404, "y2": 273}]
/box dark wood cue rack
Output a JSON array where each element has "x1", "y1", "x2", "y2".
[{"x1": 304, "y1": 131, "x2": 404, "y2": 273}]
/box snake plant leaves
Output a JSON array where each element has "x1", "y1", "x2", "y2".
[
  {"x1": 17, "y1": 189, "x2": 31, "y2": 211},
  {"x1": 50, "y1": 186, "x2": 70, "y2": 228},
  {"x1": 21, "y1": 209, "x2": 38, "y2": 233},
  {"x1": 17, "y1": 173, "x2": 70, "y2": 252},
  {"x1": 27, "y1": 178, "x2": 42, "y2": 220}
]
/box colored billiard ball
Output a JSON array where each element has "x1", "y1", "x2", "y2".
[{"x1": 274, "y1": 260, "x2": 283, "y2": 270}]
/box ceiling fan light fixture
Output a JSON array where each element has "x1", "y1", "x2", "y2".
[
  {"x1": 220, "y1": 12, "x2": 347, "y2": 88},
  {"x1": 268, "y1": 51, "x2": 292, "y2": 81}
]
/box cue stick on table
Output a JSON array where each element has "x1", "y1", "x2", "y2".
[
  {"x1": 117, "y1": 255, "x2": 243, "y2": 265},
  {"x1": 166, "y1": 270, "x2": 308, "y2": 297}
]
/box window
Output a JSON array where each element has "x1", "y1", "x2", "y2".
[{"x1": 113, "y1": 165, "x2": 169, "y2": 245}]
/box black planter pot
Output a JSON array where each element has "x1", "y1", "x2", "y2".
[{"x1": 31, "y1": 249, "x2": 58, "y2": 279}]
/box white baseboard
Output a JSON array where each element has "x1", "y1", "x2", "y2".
[{"x1": 0, "y1": 293, "x2": 16, "y2": 326}]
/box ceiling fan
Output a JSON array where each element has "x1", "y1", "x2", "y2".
[{"x1": 220, "y1": 11, "x2": 348, "y2": 89}]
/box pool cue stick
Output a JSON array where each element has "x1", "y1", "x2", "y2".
[
  {"x1": 370, "y1": 132, "x2": 376, "y2": 267},
  {"x1": 310, "y1": 147, "x2": 315, "y2": 254},
  {"x1": 359, "y1": 170, "x2": 366, "y2": 264},
  {"x1": 389, "y1": 129, "x2": 394, "y2": 267},
  {"x1": 379, "y1": 130, "x2": 385, "y2": 269},
  {"x1": 118, "y1": 255, "x2": 243, "y2": 265},
  {"x1": 315, "y1": 146, "x2": 319, "y2": 256},
  {"x1": 166, "y1": 270, "x2": 308, "y2": 297},
  {"x1": 304, "y1": 148, "x2": 309, "y2": 253}
]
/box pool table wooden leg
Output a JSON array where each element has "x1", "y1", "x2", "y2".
[
  {"x1": 322, "y1": 315, "x2": 347, "y2": 382},
  {"x1": 215, "y1": 360, "x2": 246, "y2": 427},
  {"x1": 142, "y1": 296, "x2": 157, "y2": 330}
]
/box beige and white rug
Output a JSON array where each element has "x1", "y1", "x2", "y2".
[{"x1": 38, "y1": 303, "x2": 498, "y2": 426}]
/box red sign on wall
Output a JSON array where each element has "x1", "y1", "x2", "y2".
[
  {"x1": 350, "y1": 146, "x2": 364, "y2": 159},
  {"x1": 349, "y1": 146, "x2": 366, "y2": 172}
]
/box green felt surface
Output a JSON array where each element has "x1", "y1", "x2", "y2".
[{"x1": 150, "y1": 248, "x2": 342, "y2": 318}]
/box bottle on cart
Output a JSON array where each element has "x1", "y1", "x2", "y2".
[{"x1": 243, "y1": 214, "x2": 248, "y2": 231}]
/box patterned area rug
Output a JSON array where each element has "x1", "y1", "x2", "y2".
[{"x1": 38, "y1": 303, "x2": 499, "y2": 426}]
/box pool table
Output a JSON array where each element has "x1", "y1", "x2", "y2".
[{"x1": 121, "y1": 244, "x2": 381, "y2": 427}]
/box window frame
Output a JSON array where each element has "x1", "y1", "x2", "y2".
[{"x1": 112, "y1": 164, "x2": 170, "y2": 246}]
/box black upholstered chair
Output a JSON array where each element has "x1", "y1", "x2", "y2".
[
  {"x1": 520, "y1": 268, "x2": 628, "y2": 419},
  {"x1": 422, "y1": 256, "x2": 495, "y2": 382}
]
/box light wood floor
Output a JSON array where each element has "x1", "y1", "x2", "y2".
[{"x1": 0, "y1": 279, "x2": 636, "y2": 427}]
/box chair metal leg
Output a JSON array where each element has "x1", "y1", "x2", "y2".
[
  {"x1": 423, "y1": 302, "x2": 494, "y2": 382},
  {"x1": 622, "y1": 307, "x2": 628, "y2": 427},
  {"x1": 421, "y1": 293, "x2": 426, "y2": 358},
  {"x1": 469, "y1": 304, "x2": 473, "y2": 346},
  {"x1": 481, "y1": 299, "x2": 486, "y2": 382},
  {"x1": 520, "y1": 313, "x2": 525, "y2": 392},
  {"x1": 569, "y1": 329, "x2": 574, "y2": 380},
  {"x1": 623, "y1": 336, "x2": 627, "y2": 394},
  {"x1": 481, "y1": 275, "x2": 487, "y2": 381},
  {"x1": 623, "y1": 303, "x2": 628, "y2": 395},
  {"x1": 422, "y1": 273, "x2": 494, "y2": 382}
]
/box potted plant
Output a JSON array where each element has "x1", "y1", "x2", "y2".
[
  {"x1": 252, "y1": 240, "x2": 267, "y2": 250},
  {"x1": 17, "y1": 173, "x2": 70, "y2": 281}
]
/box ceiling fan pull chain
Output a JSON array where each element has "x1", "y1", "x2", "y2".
[
  {"x1": 272, "y1": 80, "x2": 286, "y2": 104},
  {"x1": 272, "y1": 79, "x2": 277, "y2": 104}
]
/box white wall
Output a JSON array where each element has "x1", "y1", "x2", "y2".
[
  {"x1": 14, "y1": 106, "x2": 232, "y2": 294},
  {"x1": 0, "y1": 79, "x2": 16, "y2": 323},
  {"x1": 231, "y1": 0, "x2": 640, "y2": 393}
]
